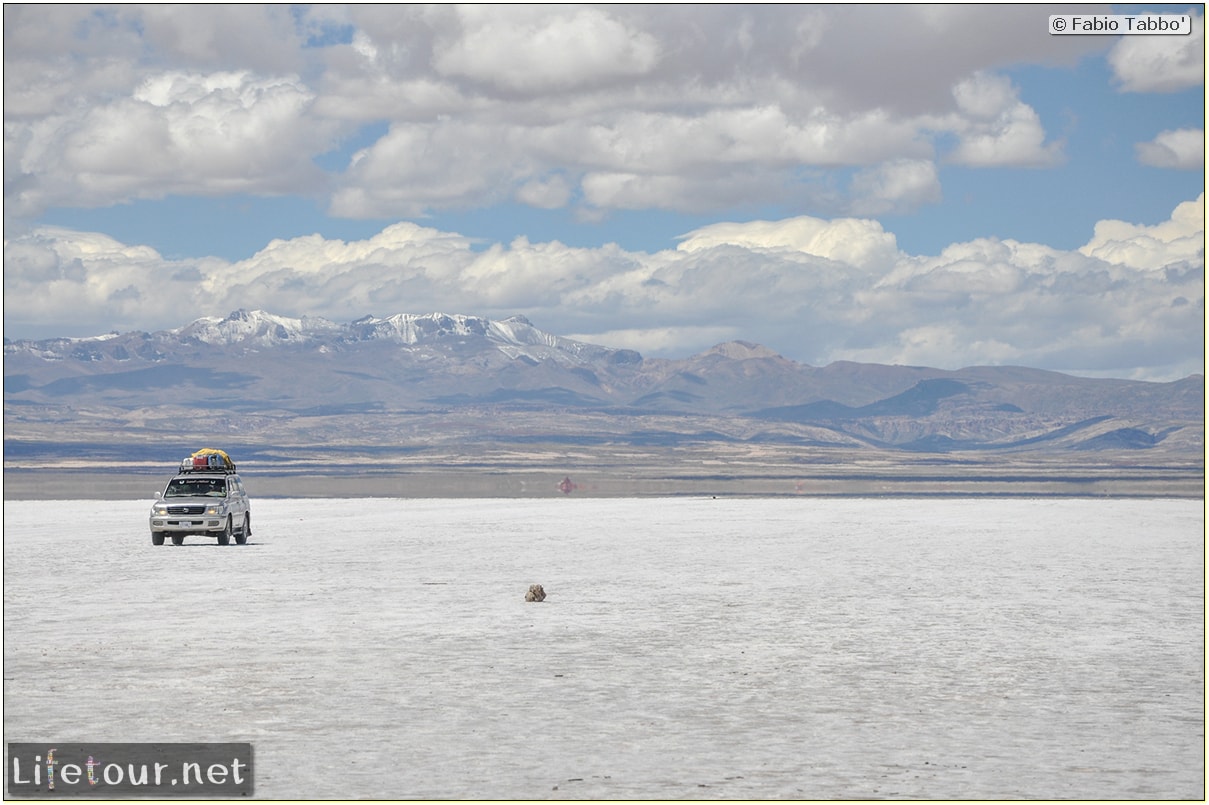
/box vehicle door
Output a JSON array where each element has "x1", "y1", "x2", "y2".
[{"x1": 227, "y1": 477, "x2": 248, "y2": 518}]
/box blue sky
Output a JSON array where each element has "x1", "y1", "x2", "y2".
[{"x1": 4, "y1": 4, "x2": 1204, "y2": 380}]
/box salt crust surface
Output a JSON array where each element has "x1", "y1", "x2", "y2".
[{"x1": 4, "y1": 497, "x2": 1204, "y2": 799}]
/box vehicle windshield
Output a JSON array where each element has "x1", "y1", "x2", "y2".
[{"x1": 165, "y1": 478, "x2": 227, "y2": 498}]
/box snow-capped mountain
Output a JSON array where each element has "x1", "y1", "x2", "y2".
[
  {"x1": 177, "y1": 309, "x2": 343, "y2": 347},
  {"x1": 165, "y1": 309, "x2": 630, "y2": 366}
]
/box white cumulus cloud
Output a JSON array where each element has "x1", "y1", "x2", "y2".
[
  {"x1": 676, "y1": 214, "x2": 900, "y2": 272},
  {"x1": 1136, "y1": 128, "x2": 1205, "y2": 169},
  {"x1": 1080, "y1": 193, "x2": 1205, "y2": 270},
  {"x1": 1109, "y1": 10, "x2": 1205, "y2": 92},
  {"x1": 945, "y1": 72, "x2": 1063, "y2": 167},
  {"x1": 6, "y1": 69, "x2": 336, "y2": 217},
  {"x1": 848, "y1": 159, "x2": 943, "y2": 216},
  {"x1": 433, "y1": 5, "x2": 661, "y2": 92},
  {"x1": 515, "y1": 175, "x2": 573, "y2": 209}
]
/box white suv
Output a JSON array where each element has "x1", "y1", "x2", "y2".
[{"x1": 150, "y1": 467, "x2": 251, "y2": 546}]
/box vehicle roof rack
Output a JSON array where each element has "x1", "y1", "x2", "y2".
[
  {"x1": 177, "y1": 463, "x2": 238, "y2": 475},
  {"x1": 178, "y1": 455, "x2": 238, "y2": 474}
]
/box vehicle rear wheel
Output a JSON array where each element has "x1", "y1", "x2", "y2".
[
  {"x1": 171, "y1": 534, "x2": 185, "y2": 546},
  {"x1": 235, "y1": 514, "x2": 248, "y2": 545},
  {"x1": 218, "y1": 518, "x2": 231, "y2": 546},
  {"x1": 151, "y1": 531, "x2": 165, "y2": 546}
]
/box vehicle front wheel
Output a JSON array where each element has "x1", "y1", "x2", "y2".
[
  {"x1": 218, "y1": 518, "x2": 232, "y2": 546},
  {"x1": 151, "y1": 531, "x2": 165, "y2": 546},
  {"x1": 235, "y1": 514, "x2": 249, "y2": 545}
]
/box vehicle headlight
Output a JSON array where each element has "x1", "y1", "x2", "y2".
[
  {"x1": 152, "y1": 504, "x2": 168, "y2": 515},
  {"x1": 205, "y1": 506, "x2": 224, "y2": 515}
]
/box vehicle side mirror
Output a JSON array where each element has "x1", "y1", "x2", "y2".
[{"x1": 153, "y1": 491, "x2": 161, "y2": 499}]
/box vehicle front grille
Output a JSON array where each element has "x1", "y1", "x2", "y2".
[{"x1": 167, "y1": 506, "x2": 206, "y2": 515}]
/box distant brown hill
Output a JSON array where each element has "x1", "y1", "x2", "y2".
[{"x1": 4, "y1": 309, "x2": 1203, "y2": 457}]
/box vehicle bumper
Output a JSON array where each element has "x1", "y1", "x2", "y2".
[{"x1": 150, "y1": 518, "x2": 225, "y2": 533}]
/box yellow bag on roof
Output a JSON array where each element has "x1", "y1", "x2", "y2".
[{"x1": 190, "y1": 448, "x2": 234, "y2": 469}]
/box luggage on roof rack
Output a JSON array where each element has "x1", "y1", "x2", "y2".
[{"x1": 179, "y1": 448, "x2": 237, "y2": 474}]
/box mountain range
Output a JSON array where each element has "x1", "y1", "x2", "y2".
[{"x1": 4, "y1": 309, "x2": 1204, "y2": 458}]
